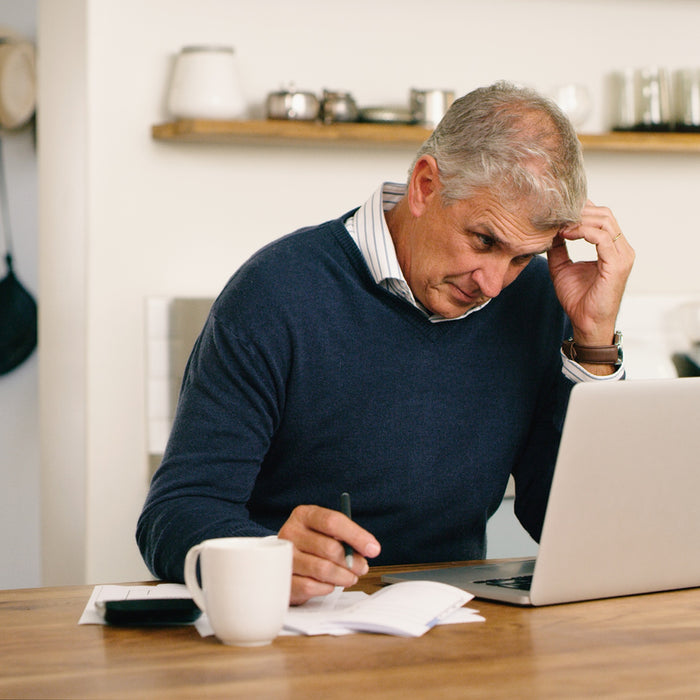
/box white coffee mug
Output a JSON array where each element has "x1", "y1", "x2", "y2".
[{"x1": 184, "y1": 536, "x2": 292, "y2": 646}]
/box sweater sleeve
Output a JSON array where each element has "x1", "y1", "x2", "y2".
[{"x1": 136, "y1": 301, "x2": 286, "y2": 582}]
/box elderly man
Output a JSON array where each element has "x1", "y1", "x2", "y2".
[{"x1": 137, "y1": 82, "x2": 634, "y2": 604}]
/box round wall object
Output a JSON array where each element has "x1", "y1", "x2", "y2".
[{"x1": 0, "y1": 28, "x2": 36, "y2": 130}]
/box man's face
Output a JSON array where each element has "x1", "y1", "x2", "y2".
[{"x1": 397, "y1": 186, "x2": 560, "y2": 319}]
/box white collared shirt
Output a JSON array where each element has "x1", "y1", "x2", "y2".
[{"x1": 345, "y1": 183, "x2": 623, "y2": 383}]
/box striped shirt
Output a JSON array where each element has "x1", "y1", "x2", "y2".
[{"x1": 345, "y1": 182, "x2": 623, "y2": 383}]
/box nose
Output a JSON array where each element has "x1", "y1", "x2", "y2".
[{"x1": 472, "y1": 258, "x2": 511, "y2": 299}]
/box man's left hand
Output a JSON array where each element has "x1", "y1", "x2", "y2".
[{"x1": 547, "y1": 201, "x2": 635, "y2": 361}]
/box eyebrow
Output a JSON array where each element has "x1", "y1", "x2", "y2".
[{"x1": 477, "y1": 225, "x2": 553, "y2": 257}]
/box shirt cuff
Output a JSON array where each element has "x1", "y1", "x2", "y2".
[{"x1": 560, "y1": 350, "x2": 625, "y2": 383}]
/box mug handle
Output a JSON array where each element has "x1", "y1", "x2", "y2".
[{"x1": 183, "y1": 543, "x2": 206, "y2": 612}]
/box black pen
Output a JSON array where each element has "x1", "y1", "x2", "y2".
[{"x1": 340, "y1": 492, "x2": 354, "y2": 568}]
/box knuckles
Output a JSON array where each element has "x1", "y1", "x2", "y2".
[
  {"x1": 290, "y1": 575, "x2": 333, "y2": 606},
  {"x1": 281, "y1": 505, "x2": 346, "y2": 562}
]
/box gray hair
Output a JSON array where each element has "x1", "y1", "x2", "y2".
[{"x1": 410, "y1": 81, "x2": 587, "y2": 230}]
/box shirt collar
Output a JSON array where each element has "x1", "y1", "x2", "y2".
[{"x1": 345, "y1": 183, "x2": 489, "y2": 323}]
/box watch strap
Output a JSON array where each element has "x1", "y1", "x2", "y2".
[{"x1": 561, "y1": 332, "x2": 622, "y2": 365}]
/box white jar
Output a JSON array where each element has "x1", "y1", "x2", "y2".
[{"x1": 167, "y1": 46, "x2": 245, "y2": 120}]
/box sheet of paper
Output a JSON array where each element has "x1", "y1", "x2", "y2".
[
  {"x1": 282, "y1": 581, "x2": 483, "y2": 638},
  {"x1": 282, "y1": 591, "x2": 369, "y2": 636},
  {"x1": 439, "y1": 607, "x2": 485, "y2": 625},
  {"x1": 328, "y1": 581, "x2": 477, "y2": 637}
]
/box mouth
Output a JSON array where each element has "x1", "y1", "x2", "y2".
[{"x1": 448, "y1": 282, "x2": 486, "y2": 306}]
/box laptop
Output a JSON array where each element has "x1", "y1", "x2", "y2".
[{"x1": 382, "y1": 377, "x2": 700, "y2": 606}]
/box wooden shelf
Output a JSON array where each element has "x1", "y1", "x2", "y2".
[
  {"x1": 152, "y1": 119, "x2": 700, "y2": 153},
  {"x1": 152, "y1": 119, "x2": 434, "y2": 147},
  {"x1": 579, "y1": 131, "x2": 700, "y2": 153}
]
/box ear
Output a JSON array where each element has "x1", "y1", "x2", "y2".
[{"x1": 407, "y1": 155, "x2": 441, "y2": 217}]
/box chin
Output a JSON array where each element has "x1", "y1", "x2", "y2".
[
  {"x1": 425, "y1": 287, "x2": 485, "y2": 318},
  {"x1": 446, "y1": 297, "x2": 488, "y2": 318},
  {"x1": 432, "y1": 304, "x2": 474, "y2": 319}
]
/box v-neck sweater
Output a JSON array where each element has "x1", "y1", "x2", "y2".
[{"x1": 137, "y1": 215, "x2": 573, "y2": 582}]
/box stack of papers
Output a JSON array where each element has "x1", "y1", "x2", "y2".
[
  {"x1": 80, "y1": 580, "x2": 485, "y2": 638},
  {"x1": 283, "y1": 580, "x2": 484, "y2": 637}
]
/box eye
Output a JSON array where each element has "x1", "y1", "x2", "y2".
[
  {"x1": 511, "y1": 253, "x2": 535, "y2": 266},
  {"x1": 473, "y1": 232, "x2": 495, "y2": 250}
]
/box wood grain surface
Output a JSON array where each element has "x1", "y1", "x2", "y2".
[{"x1": 2, "y1": 563, "x2": 700, "y2": 698}]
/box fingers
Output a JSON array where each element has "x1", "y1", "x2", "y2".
[
  {"x1": 546, "y1": 231, "x2": 571, "y2": 268},
  {"x1": 555, "y1": 202, "x2": 635, "y2": 286},
  {"x1": 284, "y1": 504, "x2": 381, "y2": 563},
  {"x1": 278, "y1": 505, "x2": 381, "y2": 605},
  {"x1": 560, "y1": 201, "x2": 631, "y2": 253}
]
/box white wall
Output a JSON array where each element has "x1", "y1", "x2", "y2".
[
  {"x1": 38, "y1": 0, "x2": 700, "y2": 586},
  {"x1": 0, "y1": 1, "x2": 39, "y2": 590},
  {"x1": 38, "y1": 0, "x2": 88, "y2": 587}
]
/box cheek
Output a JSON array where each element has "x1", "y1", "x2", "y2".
[
  {"x1": 445, "y1": 248, "x2": 479, "y2": 277},
  {"x1": 415, "y1": 231, "x2": 478, "y2": 281}
]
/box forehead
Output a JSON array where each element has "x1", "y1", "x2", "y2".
[{"x1": 446, "y1": 190, "x2": 558, "y2": 252}]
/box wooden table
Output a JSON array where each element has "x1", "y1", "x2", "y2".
[{"x1": 2, "y1": 562, "x2": 700, "y2": 699}]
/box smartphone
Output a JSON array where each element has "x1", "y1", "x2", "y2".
[{"x1": 99, "y1": 598, "x2": 201, "y2": 626}]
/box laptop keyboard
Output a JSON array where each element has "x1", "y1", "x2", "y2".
[{"x1": 473, "y1": 574, "x2": 533, "y2": 591}]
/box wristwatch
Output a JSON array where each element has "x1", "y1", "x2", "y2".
[{"x1": 561, "y1": 331, "x2": 623, "y2": 366}]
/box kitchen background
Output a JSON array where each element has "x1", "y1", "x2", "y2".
[{"x1": 1, "y1": 0, "x2": 699, "y2": 589}]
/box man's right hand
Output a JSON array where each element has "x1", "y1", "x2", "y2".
[{"x1": 278, "y1": 505, "x2": 381, "y2": 605}]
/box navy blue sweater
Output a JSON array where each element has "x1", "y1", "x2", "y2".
[{"x1": 137, "y1": 215, "x2": 573, "y2": 582}]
